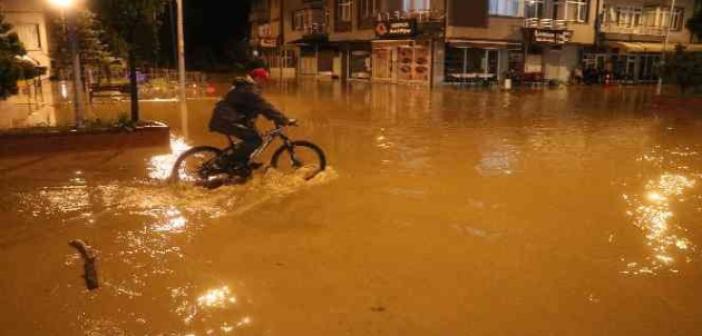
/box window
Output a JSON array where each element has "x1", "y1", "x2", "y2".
[
  {"x1": 644, "y1": 7, "x2": 684, "y2": 31},
  {"x1": 359, "y1": 0, "x2": 379, "y2": 20},
  {"x1": 525, "y1": 0, "x2": 545, "y2": 19},
  {"x1": 563, "y1": 0, "x2": 587, "y2": 22},
  {"x1": 14, "y1": 23, "x2": 41, "y2": 51},
  {"x1": 489, "y1": 0, "x2": 523, "y2": 17},
  {"x1": 293, "y1": 11, "x2": 305, "y2": 31},
  {"x1": 403, "y1": 0, "x2": 430, "y2": 11},
  {"x1": 338, "y1": 0, "x2": 352, "y2": 22},
  {"x1": 669, "y1": 8, "x2": 684, "y2": 31},
  {"x1": 612, "y1": 6, "x2": 643, "y2": 28}
]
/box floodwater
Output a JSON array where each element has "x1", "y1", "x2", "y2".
[{"x1": 1, "y1": 82, "x2": 702, "y2": 335}]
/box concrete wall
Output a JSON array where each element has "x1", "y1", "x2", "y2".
[{"x1": 1, "y1": 0, "x2": 52, "y2": 75}]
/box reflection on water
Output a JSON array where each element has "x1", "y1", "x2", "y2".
[
  {"x1": 623, "y1": 173, "x2": 696, "y2": 275},
  {"x1": 197, "y1": 286, "x2": 237, "y2": 308},
  {"x1": 148, "y1": 137, "x2": 192, "y2": 181}
]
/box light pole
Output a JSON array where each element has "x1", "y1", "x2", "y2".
[
  {"x1": 657, "y1": 0, "x2": 677, "y2": 95},
  {"x1": 175, "y1": 0, "x2": 188, "y2": 137},
  {"x1": 49, "y1": 0, "x2": 84, "y2": 127},
  {"x1": 176, "y1": 0, "x2": 186, "y2": 103}
]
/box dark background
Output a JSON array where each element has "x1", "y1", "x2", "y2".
[{"x1": 158, "y1": 0, "x2": 252, "y2": 71}]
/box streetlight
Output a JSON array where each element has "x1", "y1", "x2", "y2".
[{"x1": 48, "y1": 0, "x2": 85, "y2": 127}]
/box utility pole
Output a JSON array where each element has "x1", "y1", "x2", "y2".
[
  {"x1": 69, "y1": 13, "x2": 84, "y2": 127},
  {"x1": 657, "y1": 0, "x2": 677, "y2": 95},
  {"x1": 176, "y1": 0, "x2": 186, "y2": 103},
  {"x1": 176, "y1": 0, "x2": 189, "y2": 137}
]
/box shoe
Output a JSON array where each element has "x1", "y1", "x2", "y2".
[{"x1": 202, "y1": 174, "x2": 229, "y2": 189}]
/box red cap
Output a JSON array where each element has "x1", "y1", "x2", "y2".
[{"x1": 249, "y1": 68, "x2": 270, "y2": 82}]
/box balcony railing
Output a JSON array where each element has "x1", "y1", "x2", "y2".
[
  {"x1": 375, "y1": 9, "x2": 445, "y2": 23},
  {"x1": 600, "y1": 23, "x2": 666, "y2": 37},
  {"x1": 523, "y1": 18, "x2": 569, "y2": 30}
]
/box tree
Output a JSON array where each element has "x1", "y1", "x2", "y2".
[
  {"x1": 0, "y1": 11, "x2": 44, "y2": 100},
  {"x1": 687, "y1": 7, "x2": 702, "y2": 41},
  {"x1": 665, "y1": 44, "x2": 702, "y2": 94},
  {"x1": 92, "y1": 0, "x2": 168, "y2": 122},
  {"x1": 51, "y1": 10, "x2": 113, "y2": 83}
]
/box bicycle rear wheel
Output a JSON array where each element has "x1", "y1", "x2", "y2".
[
  {"x1": 170, "y1": 146, "x2": 223, "y2": 184},
  {"x1": 270, "y1": 141, "x2": 326, "y2": 180}
]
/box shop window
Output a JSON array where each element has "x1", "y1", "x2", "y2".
[
  {"x1": 349, "y1": 50, "x2": 372, "y2": 80},
  {"x1": 489, "y1": 0, "x2": 523, "y2": 17},
  {"x1": 525, "y1": 0, "x2": 545, "y2": 19},
  {"x1": 445, "y1": 47, "x2": 500, "y2": 82},
  {"x1": 14, "y1": 23, "x2": 41, "y2": 51}
]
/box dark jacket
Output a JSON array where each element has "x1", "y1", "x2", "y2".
[{"x1": 209, "y1": 80, "x2": 288, "y2": 134}]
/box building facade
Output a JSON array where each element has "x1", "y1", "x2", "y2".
[
  {"x1": 1, "y1": 0, "x2": 52, "y2": 75},
  {"x1": 589, "y1": 0, "x2": 701, "y2": 82},
  {"x1": 250, "y1": 0, "x2": 701, "y2": 85}
]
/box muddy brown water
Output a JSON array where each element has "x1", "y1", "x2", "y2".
[{"x1": 1, "y1": 83, "x2": 701, "y2": 335}]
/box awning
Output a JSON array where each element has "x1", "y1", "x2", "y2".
[
  {"x1": 605, "y1": 41, "x2": 702, "y2": 53},
  {"x1": 447, "y1": 39, "x2": 522, "y2": 49}
]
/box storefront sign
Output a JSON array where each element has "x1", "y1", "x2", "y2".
[
  {"x1": 375, "y1": 20, "x2": 417, "y2": 38},
  {"x1": 526, "y1": 29, "x2": 573, "y2": 45}
]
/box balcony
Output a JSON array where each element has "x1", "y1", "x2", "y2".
[
  {"x1": 375, "y1": 9, "x2": 445, "y2": 23},
  {"x1": 600, "y1": 23, "x2": 666, "y2": 42},
  {"x1": 523, "y1": 18, "x2": 569, "y2": 30}
]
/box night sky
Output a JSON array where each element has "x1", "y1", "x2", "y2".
[{"x1": 159, "y1": 0, "x2": 252, "y2": 70}]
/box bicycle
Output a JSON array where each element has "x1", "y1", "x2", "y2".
[{"x1": 169, "y1": 123, "x2": 327, "y2": 188}]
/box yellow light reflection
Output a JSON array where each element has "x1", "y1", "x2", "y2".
[
  {"x1": 152, "y1": 207, "x2": 187, "y2": 233},
  {"x1": 624, "y1": 173, "x2": 696, "y2": 275},
  {"x1": 196, "y1": 286, "x2": 237, "y2": 309},
  {"x1": 147, "y1": 137, "x2": 191, "y2": 180}
]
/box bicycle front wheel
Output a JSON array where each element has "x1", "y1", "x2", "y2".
[
  {"x1": 270, "y1": 141, "x2": 327, "y2": 180},
  {"x1": 170, "y1": 146, "x2": 223, "y2": 184}
]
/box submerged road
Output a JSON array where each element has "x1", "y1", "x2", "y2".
[{"x1": 1, "y1": 83, "x2": 701, "y2": 335}]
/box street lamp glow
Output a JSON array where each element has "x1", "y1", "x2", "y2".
[{"x1": 48, "y1": 0, "x2": 74, "y2": 9}]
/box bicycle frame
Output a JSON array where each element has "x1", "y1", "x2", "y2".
[{"x1": 224, "y1": 126, "x2": 293, "y2": 163}]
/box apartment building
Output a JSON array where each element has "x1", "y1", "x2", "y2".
[
  {"x1": 1, "y1": 0, "x2": 52, "y2": 75},
  {"x1": 251, "y1": 0, "x2": 701, "y2": 85},
  {"x1": 589, "y1": 0, "x2": 701, "y2": 82}
]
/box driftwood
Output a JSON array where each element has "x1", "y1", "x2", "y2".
[{"x1": 68, "y1": 240, "x2": 99, "y2": 290}]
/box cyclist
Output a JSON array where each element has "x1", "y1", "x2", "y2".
[{"x1": 209, "y1": 68, "x2": 296, "y2": 172}]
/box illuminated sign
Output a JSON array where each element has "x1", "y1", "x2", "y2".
[
  {"x1": 375, "y1": 19, "x2": 417, "y2": 38},
  {"x1": 526, "y1": 29, "x2": 573, "y2": 45}
]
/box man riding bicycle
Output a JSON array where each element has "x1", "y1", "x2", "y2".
[{"x1": 209, "y1": 68, "x2": 296, "y2": 171}]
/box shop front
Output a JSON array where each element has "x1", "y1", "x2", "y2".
[
  {"x1": 444, "y1": 40, "x2": 522, "y2": 84},
  {"x1": 582, "y1": 42, "x2": 702, "y2": 84},
  {"x1": 522, "y1": 23, "x2": 579, "y2": 82},
  {"x1": 370, "y1": 19, "x2": 440, "y2": 85},
  {"x1": 372, "y1": 40, "x2": 432, "y2": 84}
]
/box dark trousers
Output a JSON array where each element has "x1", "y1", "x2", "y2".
[{"x1": 226, "y1": 124, "x2": 262, "y2": 164}]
